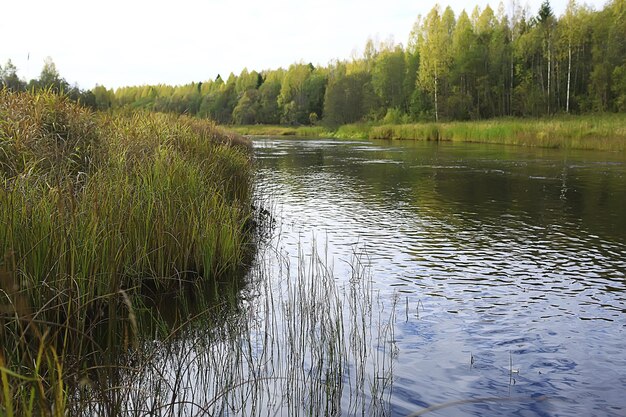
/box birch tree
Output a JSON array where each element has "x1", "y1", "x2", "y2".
[
  {"x1": 558, "y1": 0, "x2": 585, "y2": 112},
  {"x1": 538, "y1": 1, "x2": 556, "y2": 113},
  {"x1": 418, "y1": 5, "x2": 455, "y2": 121}
]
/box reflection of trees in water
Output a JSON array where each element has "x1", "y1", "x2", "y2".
[{"x1": 269, "y1": 140, "x2": 626, "y2": 242}]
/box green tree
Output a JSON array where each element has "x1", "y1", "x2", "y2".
[
  {"x1": 450, "y1": 9, "x2": 478, "y2": 118},
  {"x1": 418, "y1": 5, "x2": 455, "y2": 121},
  {"x1": 233, "y1": 89, "x2": 261, "y2": 124},
  {"x1": 38, "y1": 57, "x2": 68, "y2": 93},
  {"x1": 406, "y1": 20, "x2": 427, "y2": 120},
  {"x1": 257, "y1": 70, "x2": 283, "y2": 124},
  {"x1": 474, "y1": 6, "x2": 496, "y2": 116},
  {"x1": 303, "y1": 70, "x2": 327, "y2": 122},
  {"x1": 588, "y1": 0, "x2": 626, "y2": 111},
  {"x1": 323, "y1": 65, "x2": 374, "y2": 125},
  {"x1": 236, "y1": 68, "x2": 261, "y2": 95},
  {"x1": 483, "y1": 5, "x2": 512, "y2": 117},
  {"x1": 506, "y1": 0, "x2": 529, "y2": 115},
  {"x1": 513, "y1": 12, "x2": 545, "y2": 115},
  {"x1": 613, "y1": 65, "x2": 626, "y2": 111},
  {"x1": 92, "y1": 85, "x2": 114, "y2": 110},
  {"x1": 537, "y1": 1, "x2": 556, "y2": 113},
  {"x1": 558, "y1": 0, "x2": 584, "y2": 112},
  {"x1": 492, "y1": 4, "x2": 514, "y2": 116},
  {"x1": 198, "y1": 74, "x2": 238, "y2": 123},
  {"x1": 372, "y1": 45, "x2": 407, "y2": 112},
  {"x1": 1, "y1": 59, "x2": 25, "y2": 92},
  {"x1": 278, "y1": 64, "x2": 315, "y2": 124},
  {"x1": 403, "y1": 49, "x2": 420, "y2": 121},
  {"x1": 363, "y1": 38, "x2": 378, "y2": 72}
]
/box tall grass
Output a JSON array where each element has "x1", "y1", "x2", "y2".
[
  {"x1": 233, "y1": 115, "x2": 626, "y2": 152},
  {"x1": 333, "y1": 123, "x2": 373, "y2": 140},
  {"x1": 369, "y1": 114, "x2": 626, "y2": 152},
  {"x1": 232, "y1": 125, "x2": 333, "y2": 138},
  {"x1": 0, "y1": 89, "x2": 254, "y2": 415}
]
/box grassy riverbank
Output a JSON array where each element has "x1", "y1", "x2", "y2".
[
  {"x1": 0, "y1": 90, "x2": 253, "y2": 416},
  {"x1": 233, "y1": 114, "x2": 626, "y2": 152},
  {"x1": 232, "y1": 124, "x2": 333, "y2": 137},
  {"x1": 231, "y1": 123, "x2": 368, "y2": 139}
]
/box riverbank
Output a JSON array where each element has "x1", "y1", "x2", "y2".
[
  {"x1": 0, "y1": 90, "x2": 254, "y2": 415},
  {"x1": 232, "y1": 114, "x2": 626, "y2": 152}
]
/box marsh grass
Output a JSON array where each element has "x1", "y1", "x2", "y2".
[
  {"x1": 0, "y1": 89, "x2": 254, "y2": 416},
  {"x1": 369, "y1": 114, "x2": 626, "y2": 152},
  {"x1": 231, "y1": 125, "x2": 301, "y2": 136},
  {"x1": 231, "y1": 123, "x2": 371, "y2": 140},
  {"x1": 233, "y1": 115, "x2": 626, "y2": 151},
  {"x1": 232, "y1": 125, "x2": 333, "y2": 138}
]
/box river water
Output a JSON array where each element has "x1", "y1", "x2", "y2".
[{"x1": 252, "y1": 138, "x2": 626, "y2": 417}]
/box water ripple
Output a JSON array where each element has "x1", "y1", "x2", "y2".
[{"x1": 253, "y1": 138, "x2": 626, "y2": 416}]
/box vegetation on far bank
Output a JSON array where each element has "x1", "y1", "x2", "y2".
[
  {"x1": 232, "y1": 113, "x2": 626, "y2": 152},
  {"x1": 370, "y1": 114, "x2": 626, "y2": 151},
  {"x1": 0, "y1": 89, "x2": 253, "y2": 416}
]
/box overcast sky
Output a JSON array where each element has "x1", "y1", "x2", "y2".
[{"x1": 2, "y1": 0, "x2": 607, "y2": 90}]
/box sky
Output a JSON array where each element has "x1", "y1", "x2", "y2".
[{"x1": 2, "y1": 0, "x2": 608, "y2": 90}]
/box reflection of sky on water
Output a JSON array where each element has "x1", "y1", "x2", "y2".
[{"x1": 253, "y1": 137, "x2": 626, "y2": 416}]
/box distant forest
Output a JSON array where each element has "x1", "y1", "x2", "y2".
[{"x1": 2, "y1": 0, "x2": 625, "y2": 125}]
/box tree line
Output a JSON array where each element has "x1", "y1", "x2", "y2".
[
  {"x1": 3, "y1": 0, "x2": 624, "y2": 124},
  {"x1": 1, "y1": 57, "x2": 97, "y2": 107}
]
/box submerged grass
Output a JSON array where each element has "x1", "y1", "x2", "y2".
[
  {"x1": 0, "y1": 89, "x2": 254, "y2": 415},
  {"x1": 66, "y1": 239, "x2": 398, "y2": 416}
]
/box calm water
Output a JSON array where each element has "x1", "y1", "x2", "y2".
[{"x1": 253, "y1": 138, "x2": 626, "y2": 417}]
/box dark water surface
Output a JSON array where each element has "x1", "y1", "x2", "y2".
[{"x1": 253, "y1": 138, "x2": 626, "y2": 417}]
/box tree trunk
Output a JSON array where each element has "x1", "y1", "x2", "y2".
[
  {"x1": 510, "y1": 57, "x2": 514, "y2": 115},
  {"x1": 434, "y1": 67, "x2": 439, "y2": 122},
  {"x1": 434, "y1": 76, "x2": 439, "y2": 122},
  {"x1": 566, "y1": 40, "x2": 572, "y2": 113},
  {"x1": 547, "y1": 40, "x2": 551, "y2": 115}
]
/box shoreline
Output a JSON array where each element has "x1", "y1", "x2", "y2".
[{"x1": 231, "y1": 114, "x2": 626, "y2": 152}]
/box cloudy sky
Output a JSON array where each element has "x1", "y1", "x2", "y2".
[{"x1": 2, "y1": 0, "x2": 607, "y2": 90}]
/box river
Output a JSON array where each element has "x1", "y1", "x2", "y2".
[{"x1": 252, "y1": 137, "x2": 626, "y2": 416}]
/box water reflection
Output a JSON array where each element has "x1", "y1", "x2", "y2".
[{"x1": 254, "y1": 138, "x2": 626, "y2": 416}]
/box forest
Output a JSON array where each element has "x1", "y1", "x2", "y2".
[{"x1": 2, "y1": 0, "x2": 625, "y2": 126}]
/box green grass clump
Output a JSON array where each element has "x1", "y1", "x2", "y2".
[
  {"x1": 291, "y1": 125, "x2": 332, "y2": 137},
  {"x1": 371, "y1": 123, "x2": 440, "y2": 141},
  {"x1": 333, "y1": 123, "x2": 372, "y2": 139},
  {"x1": 0, "y1": 89, "x2": 253, "y2": 416},
  {"x1": 231, "y1": 125, "x2": 300, "y2": 136},
  {"x1": 231, "y1": 124, "x2": 334, "y2": 138}
]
